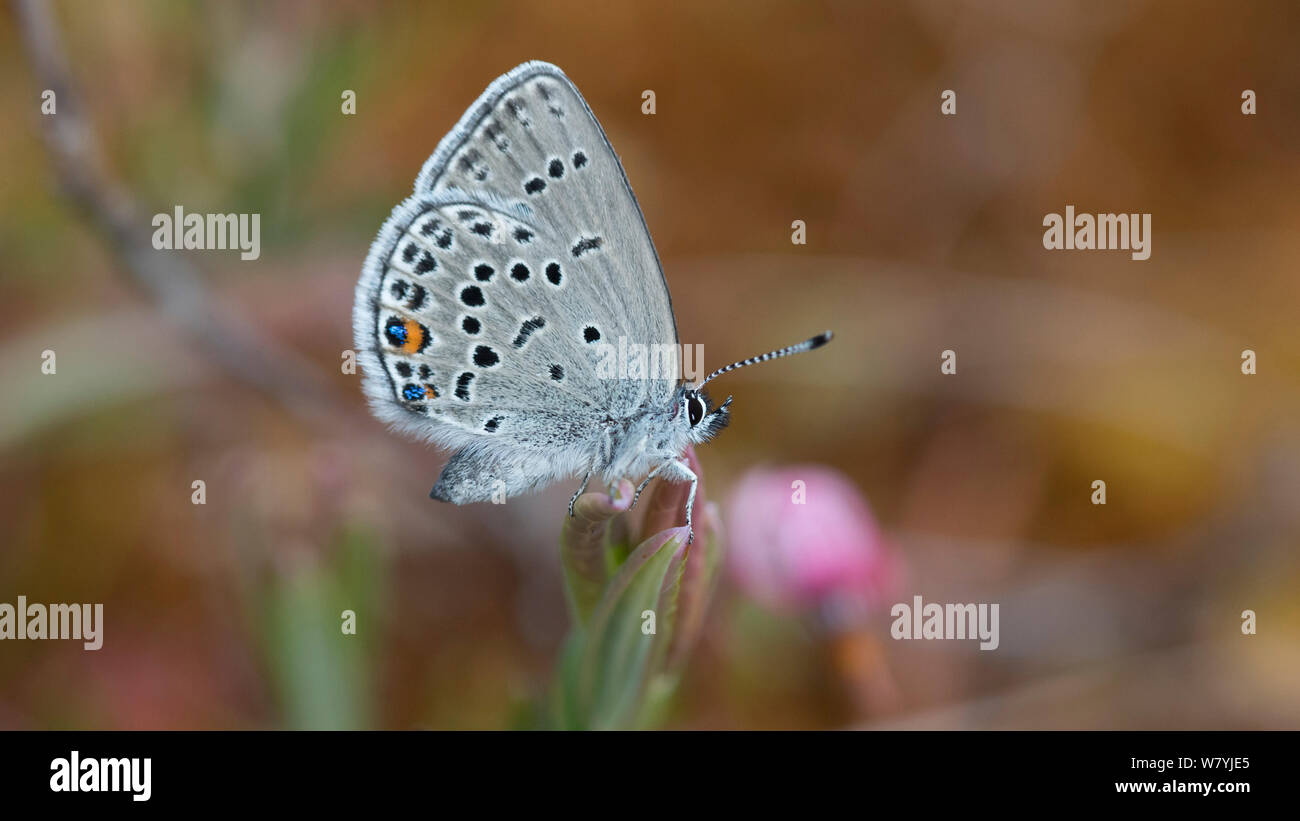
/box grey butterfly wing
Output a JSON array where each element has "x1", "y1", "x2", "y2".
[
  {"x1": 354, "y1": 191, "x2": 606, "y2": 478},
  {"x1": 353, "y1": 61, "x2": 678, "y2": 499},
  {"x1": 416, "y1": 62, "x2": 679, "y2": 405},
  {"x1": 430, "y1": 442, "x2": 576, "y2": 504}
]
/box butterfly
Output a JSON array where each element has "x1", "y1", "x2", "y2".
[{"x1": 353, "y1": 61, "x2": 831, "y2": 542}]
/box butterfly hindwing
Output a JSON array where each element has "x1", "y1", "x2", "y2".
[{"x1": 357, "y1": 192, "x2": 596, "y2": 459}]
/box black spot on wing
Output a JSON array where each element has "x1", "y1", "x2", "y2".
[
  {"x1": 506, "y1": 97, "x2": 530, "y2": 127},
  {"x1": 460, "y1": 286, "x2": 485, "y2": 307},
  {"x1": 384, "y1": 317, "x2": 407, "y2": 347},
  {"x1": 512, "y1": 317, "x2": 545, "y2": 348},
  {"x1": 454, "y1": 372, "x2": 475, "y2": 401},
  {"x1": 419, "y1": 218, "x2": 453, "y2": 249},
  {"x1": 572, "y1": 236, "x2": 602, "y2": 258},
  {"x1": 458, "y1": 153, "x2": 489, "y2": 182},
  {"x1": 484, "y1": 122, "x2": 509, "y2": 152},
  {"x1": 405, "y1": 284, "x2": 428, "y2": 311},
  {"x1": 535, "y1": 82, "x2": 564, "y2": 117}
]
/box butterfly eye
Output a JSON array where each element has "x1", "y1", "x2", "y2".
[{"x1": 687, "y1": 394, "x2": 706, "y2": 427}]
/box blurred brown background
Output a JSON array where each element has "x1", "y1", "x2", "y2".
[{"x1": 0, "y1": 0, "x2": 1297, "y2": 729}]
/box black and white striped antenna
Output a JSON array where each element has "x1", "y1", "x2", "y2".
[{"x1": 696, "y1": 331, "x2": 833, "y2": 389}]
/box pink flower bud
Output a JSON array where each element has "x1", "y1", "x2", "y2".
[{"x1": 726, "y1": 465, "x2": 898, "y2": 625}]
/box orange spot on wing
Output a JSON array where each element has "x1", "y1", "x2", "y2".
[{"x1": 399, "y1": 320, "x2": 425, "y2": 354}]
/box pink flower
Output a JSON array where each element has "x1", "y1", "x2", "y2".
[{"x1": 726, "y1": 465, "x2": 897, "y2": 626}]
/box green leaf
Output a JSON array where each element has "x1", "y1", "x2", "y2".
[
  {"x1": 572, "y1": 527, "x2": 689, "y2": 730},
  {"x1": 260, "y1": 523, "x2": 383, "y2": 730},
  {"x1": 263, "y1": 561, "x2": 364, "y2": 730}
]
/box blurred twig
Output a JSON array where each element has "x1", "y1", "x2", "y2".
[
  {"x1": 8, "y1": 0, "x2": 556, "y2": 562},
  {"x1": 12, "y1": 0, "x2": 347, "y2": 428}
]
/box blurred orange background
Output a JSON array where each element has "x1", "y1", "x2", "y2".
[{"x1": 0, "y1": 0, "x2": 1297, "y2": 729}]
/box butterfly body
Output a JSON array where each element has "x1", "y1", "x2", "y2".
[{"x1": 354, "y1": 61, "x2": 829, "y2": 540}]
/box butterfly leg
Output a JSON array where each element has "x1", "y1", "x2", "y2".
[
  {"x1": 629, "y1": 462, "x2": 668, "y2": 510},
  {"x1": 656, "y1": 458, "x2": 699, "y2": 544},
  {"x1": 568, "y1": 471, "x2": 593, "y2": 518}
]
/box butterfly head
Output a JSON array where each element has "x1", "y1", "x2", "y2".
[{"x1": 681, "y1": 387, "x2": 732, "y2": 444}]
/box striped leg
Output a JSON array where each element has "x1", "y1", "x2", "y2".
[
  {"x1": 568, "y1": 471, "x2": 593, "y2": 518},
  {"x1": 656, "y1": 458, "x2": 699, "y2": 544}
]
